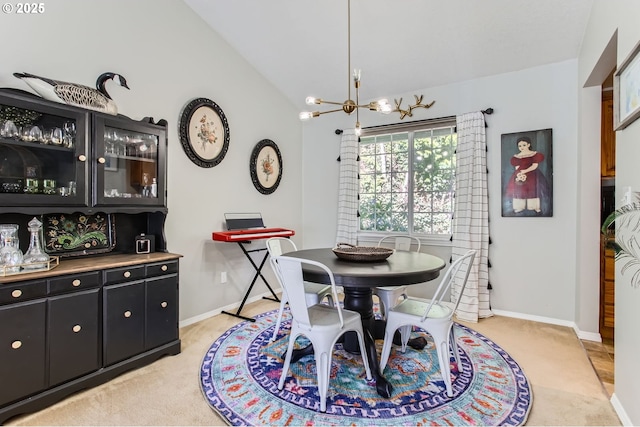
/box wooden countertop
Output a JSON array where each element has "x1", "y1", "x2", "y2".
[{"x1": 0, "y1": 252, "x2": 183, "y2": 284}]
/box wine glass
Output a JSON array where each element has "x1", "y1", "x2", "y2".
[
  {"x1": 51, "y1": 127, "x2": 64, "y2": 145},
  {"x1": 1, "y1": 120, "x2": 18, "y2": 138},
  {"x1": 63, "y1": 121, "x2": 76, "y2": 148}
]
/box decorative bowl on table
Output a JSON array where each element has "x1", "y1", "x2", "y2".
[{"x1": 332, "y1": 243, "x2": 394, "y2": 262}]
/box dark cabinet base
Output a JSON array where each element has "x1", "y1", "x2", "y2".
[
  {"x1": 0, "y1": 253, "x2": 181, "y2": 424},
  {"x1": 0, "y1": 340, "x2": 180, "y2": 424}
]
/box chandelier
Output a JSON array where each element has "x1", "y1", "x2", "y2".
[{"x1": 299, "y1": 0, "x2": 435, "y2": 135}]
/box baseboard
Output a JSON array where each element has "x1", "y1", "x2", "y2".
[
  {"x1": 610, "y1": 393, "x2": 633, "y2": 426},
  {"x1": 179, "y1": 290, "x2": 280, "y2": 328},
  {"x1": 491, "y1": 309, "x2": 602, "y2": 342}
]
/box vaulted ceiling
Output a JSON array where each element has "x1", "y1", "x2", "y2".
[{"x1": 184, "y1": 0, "x2": 593, "y2": 112}]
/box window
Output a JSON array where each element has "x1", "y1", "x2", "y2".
[{"x1": 358, "y1": 120, "x2": 457, "y2": 236}]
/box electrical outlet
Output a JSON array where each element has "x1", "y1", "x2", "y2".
[{"x1": 221, "y1": 271, "x2": 227, "y2": 283}]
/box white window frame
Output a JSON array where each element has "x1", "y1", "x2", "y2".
[{"x1": 357, "y1": 118, "x2": 456, "y2": 247}]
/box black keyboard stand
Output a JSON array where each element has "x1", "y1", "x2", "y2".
[{"x1": 221, "y1": 240, "x2": 281, "y2": 322}]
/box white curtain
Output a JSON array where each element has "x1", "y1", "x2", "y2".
[
  {"x1": 451, "y1": 112, "x2": 492, "y2": 322},
  {"x1": 335, "y1": 129, "x2": 359, "y2": 245}
]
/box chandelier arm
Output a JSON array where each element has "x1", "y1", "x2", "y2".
[
  {"x1": 316, "y1": 108, "x2": 349, "y2": 115},
  {"x1": 316, "y1": 100, "x2": 350, "y2": 107}
]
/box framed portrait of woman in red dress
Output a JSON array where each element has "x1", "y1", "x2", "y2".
[{"x1": 501, "y1": 128, "x2": 553, "y2": 217}]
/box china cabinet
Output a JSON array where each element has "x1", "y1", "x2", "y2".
[
  {"x1": 0, "y1": 88, "x2": 180, "y2": 423},
  {"x1": 0, "y1": 88, "x2": 167, "y2": 215}
]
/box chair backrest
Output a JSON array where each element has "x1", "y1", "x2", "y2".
[
  {"x1": 421, "y1": 250, "x2": 476, "y2": 321},
  {"x1": 377, "y1": 235, "x2": 421, "y2": 252},
  {"x1": 271, "y1": 255, "x2": 343, "y2": 328},
  {"x1": 266, "y1": 237, "x2": 298, "y2": 257}
]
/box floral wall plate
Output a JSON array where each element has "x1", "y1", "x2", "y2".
[
  {"x1": 43, "y1": 212, "x2": 116, "y2": 257},
  {"x1": 250, "y1": 139, "x2": 282, "y2": 194},
  {"x1": 178, "y1": 97, "x2": 230, "y2": 168}
]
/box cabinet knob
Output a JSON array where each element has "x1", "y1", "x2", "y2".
[
  {"x1": 161, "y1": 265, "x2": 168, "y2": 271},
  {"x1": 98, "y1": 157, "x2": 106, "y2": 164},
  {"x1": 72, "y1": 279, "x2": 81, "y2": 287},
  {"x1": 124, "y1": 310, "x2": 132, "y2": 318},
  {"x1": 123, "y1": 271, "x2": 131, "y2": 278},
  {"x1": 161, "y1": 301, "x2": 168, "y2": 308},
  {"x1": 11, "y1": 340, "x2": 22, "y2": 350},
  {"x1": 11, "y1": 289, "x2": 22, "y2": 298},
  {"x1": 78, "y1": 154, "x2": 87, "y2": 162},
  {"x1": 72, "y1": 325, "x2": 82, "y2": 333}
]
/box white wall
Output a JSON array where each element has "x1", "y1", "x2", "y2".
[
  {"x1": 0, "y1": 0, "x2": 302, "y2": 322},
  {"x1": 303, "y1": 60, "x2": 583, "y2": 323},
  {"x1": 579, "y1": 1, "x2": 640, "y2": 425}
]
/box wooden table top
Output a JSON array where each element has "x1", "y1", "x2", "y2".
[{"x1": 284, "y1": 248, "x2": 446, "y2": 288}]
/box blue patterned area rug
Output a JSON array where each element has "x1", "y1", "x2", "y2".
[{"x1": 200, "y1": 308, "x2": 532, "y2": 426}]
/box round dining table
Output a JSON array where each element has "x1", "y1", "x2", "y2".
[{"x1": 284, "y1": 247, "x2": 446, "y2": 398}]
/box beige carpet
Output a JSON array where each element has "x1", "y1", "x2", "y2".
[{"x1": 6, "y1": 298, "x2": 621, "y2": 426}]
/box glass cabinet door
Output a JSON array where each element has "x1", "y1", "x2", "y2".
[
  {"x1": 0, "y1": 92, "x2": 89, "y2": 209},
  {"x1": 93, "y1": 116, "x2": 166, "y2": 208}
]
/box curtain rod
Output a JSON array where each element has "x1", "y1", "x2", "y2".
[{"x1": 335, "y1": 108, "x2": 493, "y2": 134}]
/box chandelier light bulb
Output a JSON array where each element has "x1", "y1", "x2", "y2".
[
  {"x1": 377, "y1": 99, "x2": 393, "y2": 114},
  {"x1": 305, "y1": 96, "x2": 318, "y2": 105},
  {"x1": 355, "y1": 122, "x2": 362, "y2": 136},
  {"x1": 299, "y1": 111, "x2": 313, "y2": 121},
  {"x1": 353, "y1": 69, "x2": 361, "y2": 83}
]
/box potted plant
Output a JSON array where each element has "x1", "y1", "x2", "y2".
[{"x1": 601, "y1": 201, "x2": 640, "y2": 287}]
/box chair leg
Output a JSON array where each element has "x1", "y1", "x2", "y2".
[
  {"x1": 278, "y1": 331, "x2": 297, "y2": 390},
  {"x1": 379, "y1": 328, "x2": 395, "y2": 373},
  {"x1": 449, "y1": 325, "x2": 463, "y2": 373},
  {"x1": 271, "y1": 296, "x2": 288, "y2": 342},
  {"x1": 399, "y1": 325, "x2": 412, "y2": 353},
  {"x1": 355, "y1": 330, "x2": 373, "y2": 381},
  {"x1": 431, "y1": 329, "x2": 453, "y2": 397},
  {"x1": 316, "y1": 350, "x2": 330, "y2": 412}
]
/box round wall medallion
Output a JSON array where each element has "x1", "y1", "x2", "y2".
[
  {"x1": 178, "y1": 97, "x2": 229, "y2": 168},
  {"x1": 250, "y1": 139, "x2": 282, "y2": 194}
]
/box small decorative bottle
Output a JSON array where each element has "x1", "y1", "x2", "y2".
[
  {"x1": 0, "y1": 225, "x2": 23, "y2": 274},
  {"x1": 23, "y1": 217, "x2": 49, "y2": 270},
  {"x1": 150, "y1": 178, "x2": 157, "y2": 198}
]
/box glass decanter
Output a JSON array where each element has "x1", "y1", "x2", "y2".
[
  {"x1": 0, "y1": 224, "x2": 23, "y2": 274},
  {"x1": 22, "y1": 217, "x2": 49, "y2": 270},
  {"x1": 0, "y1": 224, "x2": 19, "y2": 248}
]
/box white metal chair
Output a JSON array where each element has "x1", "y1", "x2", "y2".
[
  {"x1": 272, "y1": 255, "x2": 373, "y2": 412},
  {"x1": 379, "y1": 250, "x2": 476, "y2": 397},
  {"x1": 374, "y1": 235, "x2": 421, "y2": 319},
  {"x1": 266, "y1": 237, "x2": 333, "y2": 342}
]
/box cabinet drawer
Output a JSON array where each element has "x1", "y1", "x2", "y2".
[
  {"x1": 49, "y1": 271, "x2": 101, "y2": 295},
  {"x1": 48, "y1": 289, "x2": 101, "y2": 387},
  {"x1": 104, "y1": 265, "x2": 146, "y2": 285},
  {"x1": 0, "y1": 299, "x2": 47, "y2": 406},
  {"x1": 146, "y1": 260, "x2": 178, "y2": 278},
  {"x1": 0, "y1": 280, "x2": 47, "y2": 305}
]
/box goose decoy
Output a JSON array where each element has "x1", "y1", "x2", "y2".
[{"x1": 13, "y1": 72, "x2": 129, "y2": 115}]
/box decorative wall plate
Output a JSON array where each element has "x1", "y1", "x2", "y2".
[
  {"x1": 178, "y1": 97, "x2": 229, "y2": 168},
  {"x1": 250, "y1": 139, "x2": 282, "y2": 194}
]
